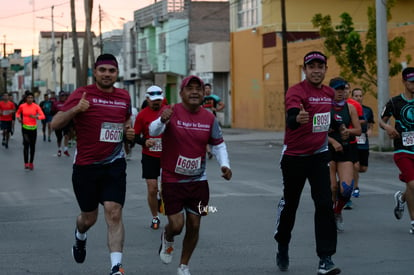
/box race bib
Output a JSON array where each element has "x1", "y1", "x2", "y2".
[
  {"x1": 99, "y1": 122, "x2": 123, "y2": 143},
  {"x1": 175, "y1": 155, "x2": 202, "y2": 176},
  {"x1": 356, "y1": 133, "x2": 367, "y2": 144},
  {"x1": 402, "y1": 131, "x2": 414, "y2": 147},
  {"x1": 149, "y1": 138, "x2": 162, "y2": 152},
  {"x1": 312, "y1": 112, "x2": 330, "y2": 133},
  {"x1": 2, "y1": 110, "x2": 12, "y2": 115}
]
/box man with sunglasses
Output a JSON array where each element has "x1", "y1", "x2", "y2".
[
  {"x1": 133, "y1": 85, "x2": 165, "y2": 230},
  {"x1": 51, "y1": 53, "x2": 135, "y2": 275}
]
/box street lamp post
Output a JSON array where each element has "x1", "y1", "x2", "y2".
[{"x1": 51, "y1": 5, "x2": 57, "y2": 93}]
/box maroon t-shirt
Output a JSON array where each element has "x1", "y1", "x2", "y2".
[
  {"x1": 283, "y1": 80, "x2": 334, "y2": 156},
  {"x1": 160, "y1": 103, "x2": 224, "y2": 183},
  {"x1": 62, "y1": 84, "x2": 131, "y2": 165}
]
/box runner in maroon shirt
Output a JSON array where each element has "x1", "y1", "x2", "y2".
[
  {"x1": 149, "y1": 75, "x2": 232, "y2": 275},
  {"x1": 52, "y1": 91, "x2": 71, "y2": 156},
  {"x1": 274, "y1": 51, "x2": 341, "y2": 275},
  {"x1": 51, "y1": 54, "x2": 134, "y2": 275}
]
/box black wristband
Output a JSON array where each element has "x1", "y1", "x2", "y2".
[{"x1": 134, "y1": 134, "x2": 147, "y2": 146}]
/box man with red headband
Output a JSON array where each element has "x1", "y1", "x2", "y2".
[{"x1": 51, "y1": 53, "x2": 135, "y2": 275}]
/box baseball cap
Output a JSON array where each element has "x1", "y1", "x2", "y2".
[
  {"x1": 180, "y1": 75, "x2": 204, "y2": 90},
  {"x1": 402, "y1": 67, "x2": 414, "y2": 81},
  {"x1": 304, "y1": 51, "x2": 327, "y2": 65},
  {"x1": 146, "y1": 85, "x2": 164, "y2": 101},
  {"x1": 329, "y1": 78, "x2": 348, "y2": 90}
]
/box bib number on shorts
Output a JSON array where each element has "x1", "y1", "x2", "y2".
[
  {"x1": 402, "y1": 131, "x2": 414, "y2": 146},
  {"x1": 99, "y1": 122, "x2": 123, "y2": 143},
  {"x1": 149, "y1": 138, "x2": 162, "y2": 152},
  {"x1": 175, "y1": 155, "x2": 202, "y2": 176},
  {"x1": 312, "y1": 112, "x2": 330, "y2": 133},
  {"x1": 356, "y1": 133, "x2": 366, "y2": 144}
]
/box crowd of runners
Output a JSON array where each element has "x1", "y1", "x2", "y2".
[{"x1": 1, "y1": 52, "x2": 414, "y2": 275}]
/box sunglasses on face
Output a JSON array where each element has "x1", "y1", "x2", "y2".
[{"x1": 148, "y1": 91, "x2": 162, "y2": 96}]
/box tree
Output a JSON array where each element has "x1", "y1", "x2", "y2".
[
  {"x1": 312, "y1": 0, "x2": 411, "y2": 97},
  {"x1": 70, "y1": 0, "x2": 95, "y2": 87}
]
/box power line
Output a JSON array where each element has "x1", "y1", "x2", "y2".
[{"x1": 0, "y1": 1, "x2": 69, "y2": 20}]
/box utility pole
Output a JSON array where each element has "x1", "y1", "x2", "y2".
[
  {"x1": 99, "y1": 5, "x2": 103, "y2": 54},
  {"x1": 376, "y1": 0, "x2": 390, "y2": 150},
  {"x1": 281, "y1": 0, "x2": 289, "y2": 95},
  {"x1": 60, "y1": 35, "x2": 64, "y2": 91},
  {"x1": 1, "y1": 36, "x2": 10, "y2": 93},
  {"x1": 31, "y1": 49, "x2": 35, "y2": 92},
  {"x1": 51, "y1": 5, "x2": 57, "y2": 93}
]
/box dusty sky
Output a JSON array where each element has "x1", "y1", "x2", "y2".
[{"x1": 0, "y1": 0, "x2": 155, "y2": 57}]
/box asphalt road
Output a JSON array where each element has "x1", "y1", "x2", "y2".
[{"x1": 0, "y1": 128, "x2": 413, "y2": 275}]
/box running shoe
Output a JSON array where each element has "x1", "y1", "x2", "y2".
[
  {"x1": 64, "y1": 150, "x2": 70, "y2": 157},
  {"x1": 394, "y1": 191, "x2": 405, "y2": 220},
  {"x1": 276, "y1": 245, "x2": 289, "y2": 271},
  {"x1": 24, "y1": 163, "x2": 30, "y2": 169},
  {"x1": 343, "y1": 200, "x2": 352, "y2": 210},
  {"x1": 177, "y1": 264, "x2": 191, "y2": 275},
  {"x1": 58, "y1": 150, "x2": 62, "y2": 157},
  {"x1": 43, "y1": 135, "x2": 46, "y2": 142},
  {"x1": 110, "y1": 263, "x2": 125, "y2": 275},
  {"x1": 4, "y1": 142, "x2": 8, "y2": 149},
  {"x1": 72, "y1": 232, "x2": 87, "y2": 263},
  {"x1": 151, "y1": 217, "x2": 160, "y2": 230},
  {"x1": 410, "y1": 225, "x2": 414, "y2": 234},
  {"x1": 335, "y1": 213, "x2": 344, "y2": 233},
  {"x1": 317, "y1": 256, "x2": 341, "y2": 275},
  {"x1": 159, "y1": 230, "x2": 174, "y2": 264},
  {"x1": 352, "y1": 187, "x2": 360, "y2": 198},
  {"x1": 48, "y1": 137, "x2": 51, "y2": 142},
  {"x1": 207, "y1": 152, "x2": 213, "y2": 159},
  {"x1": 29, "y1": 163, "x2": 34, "y2": 170}
]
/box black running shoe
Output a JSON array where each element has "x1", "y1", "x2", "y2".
[
  {"x1": 110, "y1": 263, "x2": 125, "y2": 275},
  {"x1": 317, "y1": 256, "x2": 341, "y2": 275},
  {"x1": 276, "y1": 244, "x2": 289, "y2": 271},
  {"x1": 72, "y1": 233, "x2": 86, "y2": 263}
]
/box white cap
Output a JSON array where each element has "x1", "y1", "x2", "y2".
[{"x1": 146, "y1": 85, "x2": 164, "y2": 101}]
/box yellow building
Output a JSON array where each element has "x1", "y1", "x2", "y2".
[{"x1": 230, "y1": 0, "x2": 414, "y2": 131}]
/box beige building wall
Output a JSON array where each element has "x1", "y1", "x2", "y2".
[
  {"x1": 231, "y1": 0, "x2": 414, "y2": 132},
  {"x1": 262, "y1": 0, "x2": 414, "y2": 31}
]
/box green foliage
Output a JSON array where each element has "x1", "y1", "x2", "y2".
[{"x1": 311, "y1": 2, "x2": 411, "y2": 98}]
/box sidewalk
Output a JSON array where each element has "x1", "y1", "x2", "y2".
[{"x1": 222, "y1": 128, "x2": 393, "y2": 161}]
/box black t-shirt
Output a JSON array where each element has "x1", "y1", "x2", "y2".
[{"x1": 381, "y1": 94, "x2": 414, "y2": 152}]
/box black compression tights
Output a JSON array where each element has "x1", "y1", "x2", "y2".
[{"x1": 22, "y1": 128, "x2": 37, "y2": 163}]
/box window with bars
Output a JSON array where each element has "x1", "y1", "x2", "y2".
[
  {"x1": 237, "y1": 0, "x2": 259, "y2": 29},
  {"x1": 159, "y1": 33, "x2": 166, "y2": 54},
  {"x1": 140, "y1": 37, "x2": 148, "y2": 65},
  {"x1": 130, "y1": 28, "x2": 136, "y2": 68}
]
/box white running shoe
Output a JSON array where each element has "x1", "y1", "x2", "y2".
[
  {"x1": 335, "y1": 213, "x2": 344, "y2": 233},
  {"x1": 159, "y1": 230, "x2": 174, "y2": 264},
  {"x1": 177, "y1": 264, "x2": 191, "y2": 275},
  {"x1": 394, "y1": 191, "x2": 405, "y2": 220}
]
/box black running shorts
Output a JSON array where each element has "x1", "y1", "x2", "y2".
[{"x1": 72, "y1": 158, "x2": 127, "y2": 212}]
